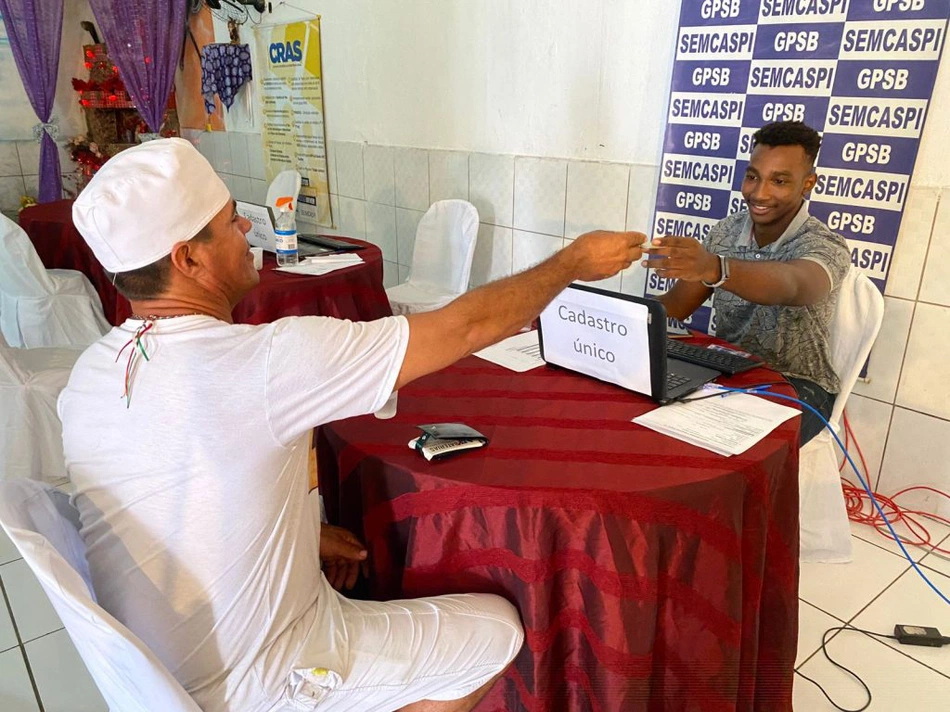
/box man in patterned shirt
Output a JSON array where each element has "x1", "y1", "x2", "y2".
[{"x1": 647, "y1": 121, "x2": 851, "y2": 444}]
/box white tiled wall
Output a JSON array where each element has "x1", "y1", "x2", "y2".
[
  {"x1": 362, "y1": 145, "x2": 394, "y2": 206},
  {"x1": 393, "y1": 147, "x2": 430, "y2": 212},
  {"x1": 186, "y1": 129, "x2": 268, "y2": 207},
  {"x1": 203, "y1": 133, "x2": 663, "y2": 296},
  {"x1": 852, "y1": 297, "x2": 915, "y2": 404},
  {"x1": 335, "y1": 141, "x2": 365, "y2": 200},
  {"x1": 841, "y1": 395, "x2": 893, "y2": 490},
  {"x1": 428, "y1": 150, "x2": 469, "y2": 204},
  {"x1": 849, "y1": 185, "x2": 950, "y2": 516},
  {"x1": 0, "y1": 140, "x2": 75, "y2": 219},
  {"x1": 564, "y1": 160, "x2": 629, "y2": 239},
  {"x1": 884, "y1": 187, "x2": 938, "y2": 301},
  {"x1": 513, "y1": 157, "x2": 568, "y2": 237},
  {"x1": 469, "y1": 153, "x2": 514, "y2": 228}
]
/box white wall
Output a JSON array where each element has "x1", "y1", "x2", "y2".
[{"x1": 213, "y1": 0, "x2": 680, "y2": 163}]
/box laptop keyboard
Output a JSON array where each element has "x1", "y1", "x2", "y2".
[
  {"x1": 666, "y1": 338, "x2": 760, "y2": 375},
  {"x1": 666, "y1": 372, "x2": 691, "y2": 390},
  {"x1": 298, "y1": 234, "x2": 363, "y2": 252},
  {"x1": 297, "y1": 242, "x2": 329, "y2": 257}
]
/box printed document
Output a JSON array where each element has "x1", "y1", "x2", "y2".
[
  {"x1": 276, "y1": 254, "x2": 363, "y2": 276},
  {"x1": 633, "y1": 386, "x2": 799, "y2": 456},
  {"x1": 474, "y1": 331, "x2": 544, "y2": 373}
]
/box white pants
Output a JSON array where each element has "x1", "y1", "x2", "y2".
[{"x1": 286, "y1": 589, "x2": 524, "y2": 712}]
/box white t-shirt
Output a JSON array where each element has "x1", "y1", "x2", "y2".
[{"x1": 58, "y1": 314, "x2": 409, "y2": 712}]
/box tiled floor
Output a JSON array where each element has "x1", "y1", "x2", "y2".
[{"x1": 3, "y1": 519, "x2": 950, "y2": 710}]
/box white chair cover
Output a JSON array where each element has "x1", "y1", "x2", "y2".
[
  {"x1": 0, "y1": 214, "x2": 109, "y2": 348},
  {"x1": 0, "y1": 480, "x2": 201, "y2": 712},
  {"x1": 0, "y1": 332, "x2": 81, "y2": 482},
  {"x1": 386, "y1": 200, "x2": 479, "y2": 315},
  {"x1": 799, "y1": 267, "x2": 884, "y2": 563}
]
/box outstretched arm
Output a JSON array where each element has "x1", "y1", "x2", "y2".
[
  {"x1": 646, "y1": 236, "x2": 832, "y2": 311},
  {"x1": 395, "y1": 230, "x2": 646, "y2": 390}
]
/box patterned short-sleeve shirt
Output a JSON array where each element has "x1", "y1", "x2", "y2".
[{"x1": 704, "y1": 204, "x2": 851, "y2": 393}]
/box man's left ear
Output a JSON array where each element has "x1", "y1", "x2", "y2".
[
  {"x1": 803, "y1": 171, "x2": 818, "y2": 196},
  {"x1": 168, "y1": 240, "x2": 204, "y2": 276}
]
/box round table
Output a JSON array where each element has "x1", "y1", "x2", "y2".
[
  {"x1": 18, "y1": 199, "x2": 392, "y2": 324},
  {"x1": 317, "y1": 348, "x2": 800, "y2": 712}
]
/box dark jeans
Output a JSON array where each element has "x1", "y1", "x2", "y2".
[{"x1": 787, "y1": 377, "x2": 836, "y2": 446}]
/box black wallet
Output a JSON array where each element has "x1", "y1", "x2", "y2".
[{"x1": 409, "y1": 423, "x2": 489, "y2": 461}]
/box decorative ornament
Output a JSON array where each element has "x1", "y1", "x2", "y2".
[
  {"x1": 32, "y1": 119, "x2": 60, "y2": 143},
  {"x1": 200, "y1": 43, "x2": 253, "y2": 114}
]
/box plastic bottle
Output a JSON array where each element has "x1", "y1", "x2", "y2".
[{"x1": 274, "y1": 196, "x2": 298, "y2": 266}]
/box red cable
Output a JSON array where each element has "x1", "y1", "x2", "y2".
[
  {"x1": 846, "y1": 412, "x2": 872, "y2": 486},
  {"x1": 840, "y1": 410, "x2": 950, "y2": 555},
  {"x1": 838, "y1": 415, "x2": 850, "y2": 473}
]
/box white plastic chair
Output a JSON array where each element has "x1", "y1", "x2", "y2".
[
  {"x1": 0, "y1": 479, "x2": 201, "y2": 712},
  {"x1": 799, "y1": 267, "x2": 884, "y2": 563},
  {"x1": 0, "y1": 331, "x2": 81, "y2": 482},
  {"x1": 0, "y1": 213, "x2": 109, "y2": 348},
  {"x1": 386, "y1": 200, "x2": 479, "y2": 315}
]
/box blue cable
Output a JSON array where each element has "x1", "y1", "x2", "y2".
[{"x1": 716, "y1": 385, "x2": 950, "y2": 607}]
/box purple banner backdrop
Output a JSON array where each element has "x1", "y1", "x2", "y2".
[{"x1": 650, "y1": 0, "x2": 950, "y2": 335}]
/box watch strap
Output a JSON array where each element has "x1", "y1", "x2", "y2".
[{"x1": 702, "y1": 254, "x2": 729, "y2": 288}]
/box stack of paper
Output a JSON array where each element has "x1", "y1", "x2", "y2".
[
  {"x1": 474, "y1": 330, "x2": 544, "y2": 373},
  {"x1": 632, "y1": 386, "x2": 799, "y2": 456},
  {"x1": 276, "y1": 253, "x2": 364, "y2": 276}
]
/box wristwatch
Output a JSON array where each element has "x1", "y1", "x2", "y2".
[{"x1": 701, "y1": 254, "x2": 730, "y2": 288}]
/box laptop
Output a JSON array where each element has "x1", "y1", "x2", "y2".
[
  {"x1": 237, "y1": 201, "x2": 358, "y2": 257},
  {"x1": 537, "y1": 283, "x2": 721, "y2": 404}
]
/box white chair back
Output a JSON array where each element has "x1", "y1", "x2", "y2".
[
  {"x1": 0, "y1": 330, "x2": 21, "y2": 381},
  {"x1": 0, "y1": 213, "x2": 109, "y2": 348},
  {"x1": 0, "y1": 342, "x2": 80, "y2": 482},
  {"x1": 827, "y1": 268, "x2": 885, "y2": 425},
  {"x1": 408, "y1": 200, "x2": 479, "y2": 294},
  {"x1": 798, "y1": 266, "x2": 884, "y2": 564},
  {"x1": 0, "y1": 480, "x2": 201, "y2": 712},
  {"x1": 0, "y1": 213, "x2": 56, "y2": 299}
]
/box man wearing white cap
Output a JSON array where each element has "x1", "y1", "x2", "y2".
[{"x1": 59, "y1": 138, "x2": 645, "y2": 712}]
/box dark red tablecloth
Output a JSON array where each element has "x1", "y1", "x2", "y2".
[
  {"x1": 18, "y1": 199, "x2": 391, "y2": 325},
  {"x1": 318, "y1": 351, "x2": 800, "y2": 711}
]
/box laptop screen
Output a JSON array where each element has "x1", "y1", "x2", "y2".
[{"x1": 538, "y1": 284, "x2": 655, "y2": 396}]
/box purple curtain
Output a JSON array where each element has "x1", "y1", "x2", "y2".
[
  {"x1": 0, "y1": 0, "x2": 64, "y2": 203},
  {"x1": 88, "y1": 0, "x2": 187, "y2": 132}
]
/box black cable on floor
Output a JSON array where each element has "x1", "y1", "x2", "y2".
[{"x1": 795, "y1": 626, "x2": 898, "y2": 712}]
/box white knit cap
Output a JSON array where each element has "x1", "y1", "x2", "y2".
[{"x1": 72, "y1": 138, "x2": 231, "y2": 273}]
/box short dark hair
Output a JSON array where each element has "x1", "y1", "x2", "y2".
[
  {"x1": 108, "y1": 223, "x2": 215, "y2": 301},
  {"x1": 752, "y1": 121, "x2": 821, "y2": 166}
]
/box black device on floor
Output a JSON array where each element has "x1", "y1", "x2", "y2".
[
  {"x1": 666, "y1": 338, "x2": 762, "y2": 375},
  {"x1": 894, "y1": 624, "x2": 950, "y2": 647}
]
